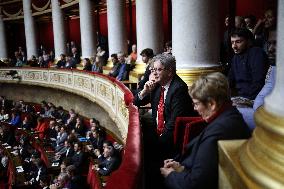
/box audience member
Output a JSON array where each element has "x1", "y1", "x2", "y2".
[
  {"x1": 238, "y1": 29, "x2": 277, "y2": 130},
  {"x1": 116, "y1": 52, "x2": 128, "y2": 81},
  {"x1": 34, "y1": 117, "x2": 49, "y2": 139},
  {"x1": 160, "y1": 72, "x2": 251, "y2": 189},
  {"x1": 66, "y1": 165, "x2": 83, "y2": 189},
  {"x1": 0, "y1": 109, "x2": 9, "y2": 121},
  {"x1": 136, "y1": 48, "x2": 155, "y2": 92},
  {"x1": 71, "y1": 47, "x2": 81, "y2": 65},
  {"x1": 65, "y1": 55, "x2": 77, "y2": 69},
  {"x1": 56, "y1": 54, "x2": 66, "y2": 68},
  {"x1": 28, "y1": 55, "x2": 38, "y2": 67},
  {"x1": 128, "y1": 44, "x2": 137, "y2": 64},
  {"x1": 134, "y1": 53, "x2": 195, "y2": 188},
  {"x1": 82, "y1": 58, "x2": 92, "y2": 71},
  {"x1": 96, "y1": 46, "x2": 107, "y2": 65},
  {"x1": 93, "y1": 145, "x2": 120, "y2": 176},
  {"x1": 71, "y1": 142, "x2": 85, "y2": 170},
  {"x1": 244, "y1": 14, "x2": 257, "y2": 32},
  {"x1": 55, "y1": 126, "x2": 68, "y2": 151},
  {"x1": 108, "y1": 54, "x2": 121, "y2": 78},
  {"x1": 253, "y1": 9, "x2": 277, "y2": 50},
  {"x1": 91, "y1": 55, "x2": 103, "y2": 73},
  {"x1": 235, "y1": 16, "x2": 246, "y2": 29},
  {"x1": 229, "y1": 28, "x2": 268, "y2": 104},
  {"x1": 9, "y1": 111, "x2": 21, "y2": 127}
]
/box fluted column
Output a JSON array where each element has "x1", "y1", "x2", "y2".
[
  {"x1": 23, "y1": 0, "x2": 37, "y2": 59},
  {"x1": 51, "y1": 0, "x2": 66, "y2": 59},
  {"x1": 106, "y1": 0, "x2": 127, "y2": 67},
  {"x1": 172, "y1": 0, "x2": 221, "y2": 85},
  {"x1": 79, "y1": 0, "x2": 96, "y2": 59},
  {"x1": 134, "y1": 0, "x2": 164, "y2": 74},
  {"x1": 0, "y1": 15, "x2": 8, "y2": 60}
]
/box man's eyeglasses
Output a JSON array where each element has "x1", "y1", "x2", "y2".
[{"x1": 150, "y1": 68, "x2": 166, "y2": 72}]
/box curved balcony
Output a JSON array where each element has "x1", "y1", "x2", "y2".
[{"x1": 0, "y1": 68, "x2": 133, "y2": 142}]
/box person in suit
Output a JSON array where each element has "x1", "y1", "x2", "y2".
[
  {"x1": 160, "y1": 72, "x2": 251, "y2": 189},
  {"x1": 94, "y1": 145, "x2": 120, "y2": 176},
  {"x1": 71, "y1": 47, "x2": 81, "y2": 65},
  {"x1": 55, "y1": 140, "x2": 75, "y2": 162},
  {"x1": 55, "y1": 126, "x2": 68, "y2": 151},
  {"x1": 25, "y1": 159, "x2": 48, "y2": 187},
  {"x1": 116, "y1": 52, "x2": 128, "y2": 81},
  {"x1": 71, "y1": 142, "x2": 84, "y2": 170},
  {"x1": 134, "y1": 53, "x2": 195, "y2": 189},
  {"x1": 134, "y1": 53, "x2": 195, "y2": 159}
]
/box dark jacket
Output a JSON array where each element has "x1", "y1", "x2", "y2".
[
  {"x1": 165, "y1": 106, "x2": 251, "y2": 189},
  {"x1": 98, "y1": 156, "x2": 120, "y2": 176},
  {"x1": 229, "y1": 47, "x2": 268, "y2": 99},
  {"x1": 134, "y1": 74, "x2": 195, "y2": 158}
]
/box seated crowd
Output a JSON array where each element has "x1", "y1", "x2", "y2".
[{"x1": 0, "y1": 98, "x2": 123, "y2": 189}]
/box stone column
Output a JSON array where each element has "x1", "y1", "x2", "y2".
[
  {"x1": 0, "y1": 15, "x2": 8, "y2": 60},
  {"x1": 219, "y1": 1, "x2": 284, "y2": 188},
  {"x1": 106, "y1": 0, "x2": 127, "y2": 66},
  {"x1": 172, "y1": 0, "x2": 221, "y2": 85},
  {"x1": 23, "y1": 0, "x2": 38, "y2": 59},
  {"x1": 134, "y1": 0, "x2": 164, "y2": 74},
  {"x1": 265, "y1": 4, "x2": 284, "y2": 116},
  {"x1": 51, "y1": 0, "x2": 66, "y2": 60},
  {"x1": 79, "y1": 0, "x2": 96, "y2": 59}
]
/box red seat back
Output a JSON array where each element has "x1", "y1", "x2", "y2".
[
  {"x1": 182, "y1": 119, "x2": 207, "y2": 154},
  {"x1": 174, "y1": 117, "x2": 204, "y2": 153}
]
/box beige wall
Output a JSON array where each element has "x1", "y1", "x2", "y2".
[{"x1": 0, "y1": 83, "x2": 122, "y2": 141}]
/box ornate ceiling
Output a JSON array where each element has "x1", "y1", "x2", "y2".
[{"x1": 0, "y1": 0, "x2": 106, "y2": 21}]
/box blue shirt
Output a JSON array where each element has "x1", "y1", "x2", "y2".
[
  {"x1": 116, "y1": 63, "x2": 127, "y2": 81},
  {"x1": 253, "y1": 66, "x2": 276, "y2": 110},
  {"x1": 10, "y1": 115, "x2": 21, "y2": 127}
]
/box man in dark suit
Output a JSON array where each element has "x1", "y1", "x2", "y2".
[
  {"x1": 55, "y1": 140, "x2": 75, "y2": 162},
  {"x1": 94, "y1": 145, "x2": 120, "y2": 176},
  {"x1": 134, "y1": 53, "x2": 195, "y2": 188},
  {"x1": 71, "y1": 142, "x2": 84, "y2": 169},
  {"x1": 134, "y1": 53, "x2": 195, "y2": 159}
]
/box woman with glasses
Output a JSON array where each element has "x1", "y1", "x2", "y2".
[{"x1": 160, "y1": 72, "x2": 251, "y2": 189}]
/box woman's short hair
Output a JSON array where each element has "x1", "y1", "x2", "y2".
[{"x1": 189, "y1": 72, "x2": 230, "y2": 106}]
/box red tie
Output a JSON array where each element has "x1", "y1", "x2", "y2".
[{"x1": 157, "y1": 86, "x2": 165, "y2": 135}]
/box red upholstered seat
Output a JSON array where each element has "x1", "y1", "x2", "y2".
[
  {"x1": 182, "y1": 119, "x2": 207, "y2": 153},
  {"x1": 174, "y1": 117, "x2": 207, "y2": 154}
]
